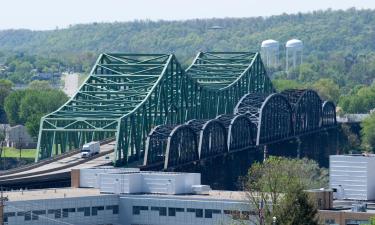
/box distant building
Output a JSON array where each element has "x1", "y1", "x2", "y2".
[
  {"x1": 5, "y1": 125, "x2": 36, "y2": 149},
  {"x1": 31, "y1": 72, "x2": 62, "y2": 81},
  {"x1": 0, "y1": 168, "x2": 255, "y2": 225},
  {"x1": 208, "y1": 25, "x2": 224, "y2": 30},
  {"x1": 337, "y1": 114, "x2": 370, "y2": 123},
  {"x1": 2, "y1": 167, "x2": 375, "y2": 225}
]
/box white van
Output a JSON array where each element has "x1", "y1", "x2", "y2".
[{"x1": 81, "y1": 141, "x2": 100, "y2": 158}]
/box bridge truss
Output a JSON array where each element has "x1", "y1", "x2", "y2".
[
  {"x1": 144, "y1": 89, "x2": 337, "y2": 170},
  {"x1": 37, "y1": 52, "x2": 273, "y2": 164}
]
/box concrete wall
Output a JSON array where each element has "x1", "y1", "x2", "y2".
[
  {"x1": 319, "y1": 210, "x2": 375, "y2": 225},
  {"x1": 4, "y1": 195, "x2": 119, "y2": 225},
  {"x1": 119, "y1": 195, "x2": 254, "y2": 225},
  {"x1": 330, "y1": 155, "x2": 375, "y2": 200}
]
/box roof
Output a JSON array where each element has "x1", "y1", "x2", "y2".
[
  {"x1": 3, "y1": 188, "x2": 111, "y2": 202},
  {"x1": 120, "y1": 190, "x2": 265, "y2": 202}
]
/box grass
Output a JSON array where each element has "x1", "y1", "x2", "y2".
[{"x1": 1, "y1": 147, "x2": 36, "y2": 159}]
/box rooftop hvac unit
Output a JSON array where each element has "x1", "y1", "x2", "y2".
[
  {"x1": 192, "y1": 185, "x2": 211, "y2": 195},
  {"x1": 351, "y1": 203, "x2": 367, "y2": 212}
]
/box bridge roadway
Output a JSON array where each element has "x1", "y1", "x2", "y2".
[{"x1": 0, "y1": 142, "x2": 115, "y2": 189}]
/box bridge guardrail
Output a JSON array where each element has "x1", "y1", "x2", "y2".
[
  {"x1": 0, "y1": 146, "x2": 114, "y2": 182},
  {"x1": 0, "y1": 138, "x2": 115, "y2": 177}
]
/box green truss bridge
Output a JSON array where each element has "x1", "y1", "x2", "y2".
[{"x1": 36, "y1": 52, "x2": 274, "y2": 165}]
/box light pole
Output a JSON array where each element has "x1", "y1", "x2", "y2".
[{"x1": 273, "y1": 216, "x2": 277, "y2": 225}]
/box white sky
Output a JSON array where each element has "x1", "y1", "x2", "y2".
[{"x1": 1, "y1": 0, "x2": 375, "y2": 30}]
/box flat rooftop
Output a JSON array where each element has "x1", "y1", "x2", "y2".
[
  {"x1": 2, "y1": 187, "x2": 252, "y2": 202},
  {"x1": 120, "y1": 190, "x2": 259, "y2": 202},
  {"x1": 3, "y1": 188, "x2": 110, "y2": 202}
]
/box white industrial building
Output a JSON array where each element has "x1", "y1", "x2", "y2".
[
  {"x1": 330, "y1": 155, "x2": 375, "y2": 200},
  {"x1": 2, "y1": 168, "x2": 256, "y2": 225}
]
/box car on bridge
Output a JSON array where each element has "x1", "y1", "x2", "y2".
[{"x1": 81, "y1": 141, "x2": 100, "y2": 158}]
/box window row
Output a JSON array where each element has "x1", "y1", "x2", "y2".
[
  {"x1": 132, "y1": 205, "x2": 254, "y2": 220},
  {"x1": 4, "y1": 205, "x2": 119, "y2": 222}
]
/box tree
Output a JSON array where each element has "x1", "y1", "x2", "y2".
[
  {"x1": 4, "y1": 89, "x2": 68, "y2": 137},
  {"x1": 339, "y1": 84, "x2": 375, "y2": 113},
  {"x1": 312, "y1": 78, "x2": 340, "y2": 103},
  {"x1": 361, "y1": 113, "x2": 375, "y2": 152},
  {"x1": 367, "y1": 217, "x2": 375, "y2": 225},
  {"x1": 0, "y1": 79, "x2": 13, "y2": 123},
  {"x1": 4, "y1": 90, "x2": 27, "y2": 125},
  {"x1": 27, "y1": 80, "x2": 52, "y2": 90},
  {"x1": 243, "y1": 157, "x2": 326, "y2": 225},
  {"x1": 272, "y1": 79, "x2": 304, "y2": 92},
  {"x1": 275, "y1": 186, "x2": 318, "y2": 225}
]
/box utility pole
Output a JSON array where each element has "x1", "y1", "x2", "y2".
[{"x1": 0, "y1": 186, "x2": 6, "y2": 225}]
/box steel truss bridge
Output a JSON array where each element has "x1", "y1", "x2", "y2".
[{"x1": 37, "y1": 52, "x2": 336, "y2": 169}]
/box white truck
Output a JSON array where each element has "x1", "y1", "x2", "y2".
[{"x1": 81, "y1": 141, "x2": 100, "y2": 158}]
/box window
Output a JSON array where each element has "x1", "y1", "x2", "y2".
[
  {"x1": 17, "y1": 211, "x2": 31, "y2": 221},
  {"x1": 92, "y1": 206, "x2": 105, "y2": 216},
  {"x1": 187, "y1": 208, "x2": 203, "y2": 218},
  {"x1": 151, "y1": 206, "x2": 167, "y2": 216},
  {"x1": 241, "y1": 211, "x2": 250, "y2": 220},
  {"x1": 224, "y1": 210, "x2": 240, "y2": 220},
  {"x1": 106, "y1": 205, "x2": 119, "y2": 214},
  {"x1": 132, "y1": 206, "x2": 148, "y2": 215},
  {"x1": 168, "y1": 207, "x2": 184, "y2": 216},
  {"x1": 32, "y1": 210, "x2": 46, "y2": 220},
  {"x1": 4, "y1": 212, "x2": 15, "y2": 222},
  {"x1": 48, "y1": 209, "x2": 61, "y2": 218},
  {"x1": 62, "y1": 208, "x2": 76, "y2": 218},
  {"x1": 325, "y1": 219, "x2": 335, "y2": 225},
  {"x1": 205, "y1": 209, "x2": 221, "y2": 218},
  {"x1": 78, "y1": 207, "x2": 91, "y2": 216}
]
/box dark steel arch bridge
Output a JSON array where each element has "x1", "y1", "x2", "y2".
[{"x1": 143, "y1": 90, "x2": 337, "y2": 171}]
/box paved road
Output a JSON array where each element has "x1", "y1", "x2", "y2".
[{"x1": 0, "y1": 142, "x2": 115, "y2": 182}]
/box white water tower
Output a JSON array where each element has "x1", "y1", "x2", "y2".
[
  {"x1": 286, "y1": 39, "x2": 303, "y2": 71},
  {"x1": 261, "y1": 39, "x2": 279, "y2": 68}
]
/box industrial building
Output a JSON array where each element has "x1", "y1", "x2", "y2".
[
  {"x1": 3, "y1": 154, "x2": 375, "y2": 225},
  {"x1": 1, "y1": 168, "x2": 254, "y2": 225}
]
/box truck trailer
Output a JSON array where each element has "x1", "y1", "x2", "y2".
[{"x1": 81, "y1": 141, "x2": 100, "y2": 158}]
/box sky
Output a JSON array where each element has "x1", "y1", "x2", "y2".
[{"x1": 1, "y1": 0, "x2": 375, "y2": 30}]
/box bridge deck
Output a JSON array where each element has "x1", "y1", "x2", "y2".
[{"x1": 0, "y1": 142, "x2": 115, "y2": 186}]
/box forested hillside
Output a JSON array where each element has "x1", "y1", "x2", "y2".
[
  {"x1": 1, "y1": 8, "x2": 375, "y2": 63},
  {"x1": 0, "y1": 8, "x2": 374, "y2": 107}
]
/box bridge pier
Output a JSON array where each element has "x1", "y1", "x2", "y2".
[{"x1": 267, "y1": 139, "x2": 298, "y2": 158}]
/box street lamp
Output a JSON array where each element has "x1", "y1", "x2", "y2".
[{"x1": 273, "y1": 216, "x2": 277, "y2": 225}]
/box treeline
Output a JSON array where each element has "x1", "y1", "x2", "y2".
[
  {"x1": 0, "y1": 53, "x2": 94, "y2": 84},
  {"x1": 0, "y1": 80, "x2": 68, "y2": 137},
  {"x1": 0, "y1": 9, "x2": 374, "y2": 95}
]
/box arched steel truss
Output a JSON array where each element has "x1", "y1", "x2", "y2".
[
  {"x1": 281, "y1": 89, "x2": 322, "y2": 134},
  {"x1": 143, "y1": 125, "x2": 176, "y2": 166},
  {"x1": 144, "y1": 90, "x2": 337, "y2": 169},
  {"x1": 164, "y1": 125, "x2": 199, "y2": 169},
  {"x1": 216, "y1": 114, "x2": 256, "y2": 151},
  {"x1": 186, "y1": 119, "x2": 228, "y2": 159},
  {"x1": 322, "y1": 101, "x2": 337, "y2": 127},
  {"x1": 37, "y1": 52, "x2": 273, "y2": 164},
  {"x1": 234, "y1": 93, "x2": 293, "y2": 145}
]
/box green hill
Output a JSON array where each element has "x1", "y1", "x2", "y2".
[{"x1": 0, "y1": 8, "x2": 374, "y2": 89}]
